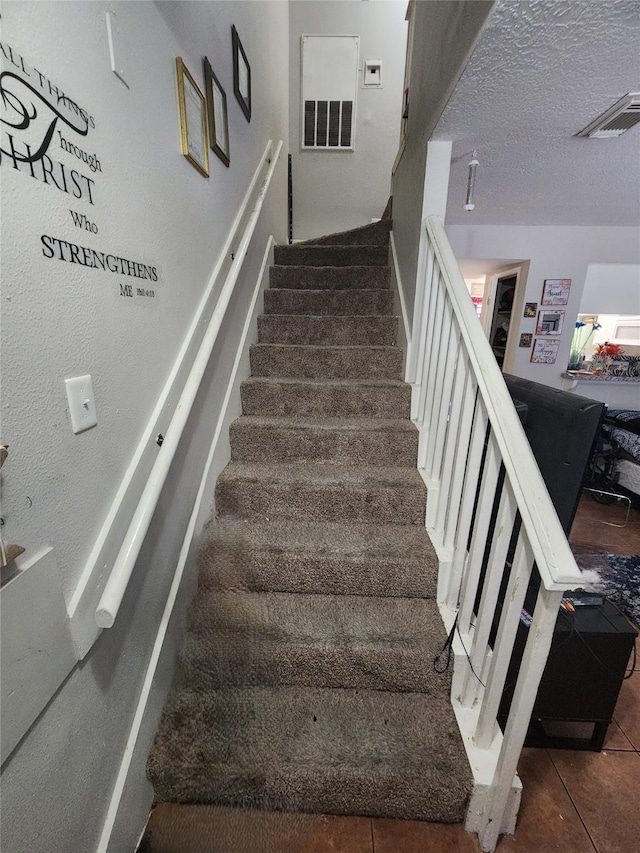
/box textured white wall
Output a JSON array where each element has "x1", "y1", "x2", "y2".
[
  {"x1": 447, "y1": 224, "x2": 640, "y2": 403},
  {"x1": 0, "y1": 2, "x2": 288, "y2": 851},
  {"x1": 289, "y1": 0, "x2": 407, "y2": 239},
  {"x1": 581, "y1": 264, "x2": 640, "y2": 316}
]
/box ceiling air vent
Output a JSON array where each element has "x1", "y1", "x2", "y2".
[{"x1": 577, "y1": 93, "x2": 640, "y2": 138}]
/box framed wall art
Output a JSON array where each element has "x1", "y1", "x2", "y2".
[
  {"x1": 523, "y1": 302, "x2": 537, "y2": 318},
  {"x1": 536, "y1": 309, "x2": 565, "y2": 336},
  {"x1": 519, "y1": 333, "x2": 533, "y2": 348},
  {"x1": 204, "y1": 57, "x2": 230, "y2": 167},
  {"x1": 541, "y1": 278, "x2": 571, "y2": 306},
  {"x1": 176, "y1": 57, "x2": 209, "y2": 177},
  {"x1": 530, "y1": 338, "x2": 560, "y2": 364},
  {"x1": 232, "y1": 25, "x2": 251, "y2": 122}
]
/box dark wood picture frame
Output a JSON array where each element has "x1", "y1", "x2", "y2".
[
  {"x1": 204, "y1": 57, "x2": 230, "y2": 167},
  {"x1": 232, "y1": 25, "x2": 251, "y2": 122}
]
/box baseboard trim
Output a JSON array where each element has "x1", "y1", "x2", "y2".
[
  {"x1": 97, "y1": 238, "x2": 275, "y2": 853},
  {"x1": 389, "y1": 231, "x2": 412, "y2": 373}
]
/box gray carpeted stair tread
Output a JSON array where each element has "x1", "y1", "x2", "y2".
[
  {"x1": 148, "y1": 216, "x2": 472, "y2": 829},
  {"x1": 299, "y1": 221, "x2": 391, "y2": 247},
  {"x1": 229, "y1": 416, "x2": 418, "y2": 467},
  {"x1": 198, "y1": 517, "x2": 438, "y2": 598},
  {"x1": 148, "y1": 686, "x2": 472, "y2": 821},
  {"x1": 240, "y1": 376, "x2": 411, "y2": 418},
  {"x1": 230, "y1": 414, "x2": 417, "y2": 431},
  {"x1": 183, "y1": 592, "x2": 448, "y2": 693},
  {"x1": 274, "y1": 244, "x2": 388, "y2": 267},
  {"x1": 257, "y1": 314, "x2": 398, "y2": 346},
  {"x1": 250, "y1": 343, "x2": 403, "y2": 380},
  {"x1": 269, "y1": 265, "x2": 390, "y2": 290},
  {"x1": 215, "y1": 462, "x2": 427, "y2": 525},
  {"x1": 264, "y1": 288, "x2": 394, "y2": 316}
]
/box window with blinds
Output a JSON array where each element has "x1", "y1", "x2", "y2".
[{"x1": 301, "y1": 35, "x2": 359, "y2": 151}]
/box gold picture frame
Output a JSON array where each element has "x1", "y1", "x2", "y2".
[
  {"x1": 176, "y1": 57, "x2": 209, "y2": 177},
  {"x1": 204, "y1": 57, "x2": 230, "y2": 167}
]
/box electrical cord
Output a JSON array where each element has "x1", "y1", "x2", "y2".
[{"x1": 433, "y1": 613, "x2": 487, "y2": 688}]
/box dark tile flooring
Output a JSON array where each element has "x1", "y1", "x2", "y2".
[{"x1": 143, "y1": 494, "x2": 640, "y2": 853}]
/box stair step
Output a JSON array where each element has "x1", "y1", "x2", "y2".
[
  {"x1": 264, "y1": 288, "x2": 393, "y2": 316},
  {"x1": 229, "y1": 416, "x2": 417, "y2": 466},
  {"x1": 301, "y1": 221, "x2": 391, "y2": 247},
  {"x1": 269, "y1": 265, "x2": 390, "y2": 290},
  {"x1": 250, "y1": 344, "x2": 403, "y2": 380},
  {"x1": 274, "y1": 244, "x2": 388, "y2": 267},
  {"x1": 215, "y1": 462, "x2": 427, "y2": 525},
  {"x1": 240, "y1": 377, "x2": 411, "y2": 419},
  {"x1": 258, "y1": 314, "x2": 398, "y2": 346},
  {"x1": 148, "y1": 685, "x2": 472, "y2": 821},
  {"x1": 184, "y1": 592, "x2": 447, "y2": 693},
  {"x1": 199, "y1": 518, "x2": 438, "y2": 598}
]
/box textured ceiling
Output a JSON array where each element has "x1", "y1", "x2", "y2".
[{"x1": 433, "y1": 0, "x2": 640, "y2": 226}]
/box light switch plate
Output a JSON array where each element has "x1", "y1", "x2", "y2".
[{"x1": 65, "y1": 375, "x2": 97, "y2": 434}]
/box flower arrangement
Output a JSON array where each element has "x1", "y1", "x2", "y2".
[
  {"x1": 594, "y1": 342, "x2": 623, "y2": 357},
  {"x1": 568, "y1": 320, "x2": 601, "y2": 369}
]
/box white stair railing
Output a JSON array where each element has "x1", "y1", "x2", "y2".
[
  {"x1": 413, "y1": 215, "x2": 584, "y2": 853},
  {"x1": 93, "y1": 141, "x2": 283, "y2": 631}
]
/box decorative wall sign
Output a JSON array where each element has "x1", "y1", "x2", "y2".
[
  {"x1": 524, "y1": 302, "x2": 537, "y2": 318},
  {"x1": 536, "y1": 309, "x2": 565, "y2": 336},
  {"x1": 530, "y1": 337, "x2": 560, "y2": 364},
  {"x1": 519, "y1": 333, "x2": 533, "y2": 348},
  {"x1": 1, "y1": 42, "x2": 161, "y2": 305},
  {"x1": 232, "y1": 25, "x2": 251, "y2": 122},
  {"x1": 541, "y1": 279, "x2": 571, "y2": 306},
  {"x1": 176, "y1": 57, "x2": 209, "y2": 177},
  {"x1": 204, "y1": 57, "x2": 230, "y2": 167},
  {"x1": 0, "y1": 42, "x2": 99, "y2": 205}
]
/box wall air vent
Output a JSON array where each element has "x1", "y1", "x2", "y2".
[
  {"x1": 576, "y1": 93, "x2": 640, "y2": 138},
  {"x1": 301, "y1": 35, "x2": 359, "y2": 150}
]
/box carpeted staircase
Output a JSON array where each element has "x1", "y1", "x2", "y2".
[{"x1": 147, "y1": 218, "x2": 473, "y2": 824}]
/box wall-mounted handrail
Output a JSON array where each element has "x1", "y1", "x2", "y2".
[
  {"x1": 413, "y1": 215, "x2": 584, "y2": 853},
  {"x1": 95, "y1": 140, "x2": 283, "y2": 629}
]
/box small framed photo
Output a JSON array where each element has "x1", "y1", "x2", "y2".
[
  {"x1": 524, "y1": 302, "x2": 537, "y2": 318},
  {"x1": 232, "y1": 25, "x2": 251, "y2": 122},
  {"x1": 541, "y1": 279, "x2": 571, "y2": 306},
  {"x1": 519, "y1": 333, "x2": 533, "y2": 348},
  {"x1": 176, "y1": 57, "x2": 209, "y2": 177},
  {"x1": 536, "y1": 309, "x2": 565, "y2": 336},
  {"x1": 531, "y1": 338, "x2": 560, "y2": 364},
  {"x1": 204, "y1": 57, "x2": 230, "y2": 167}
]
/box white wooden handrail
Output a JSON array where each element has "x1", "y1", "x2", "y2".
[
  {"x1": 424, "y1": 215, "x2": 582, "y2": 591},
  {"x1": 95, "y1": 140, "x2": 283, "y2": 629},
  {"x1": 413, "y1": 215, "x2": 585, "y2": 852}
]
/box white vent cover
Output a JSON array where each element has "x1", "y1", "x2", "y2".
[
  {"x1": 577, "y1": 93, "x2": 640, "y2": 138},
  {"x1": 301, "y1": 35, "x2": 359, "y2": 150}
]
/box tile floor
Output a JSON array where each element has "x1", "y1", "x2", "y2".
[{"x1": 143, "y1": 493, "x2": 640, "y2": 853}]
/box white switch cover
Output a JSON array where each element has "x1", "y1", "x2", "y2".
[{"x1": 65, "y1": 375, "x2": 97, "y2": 434}]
